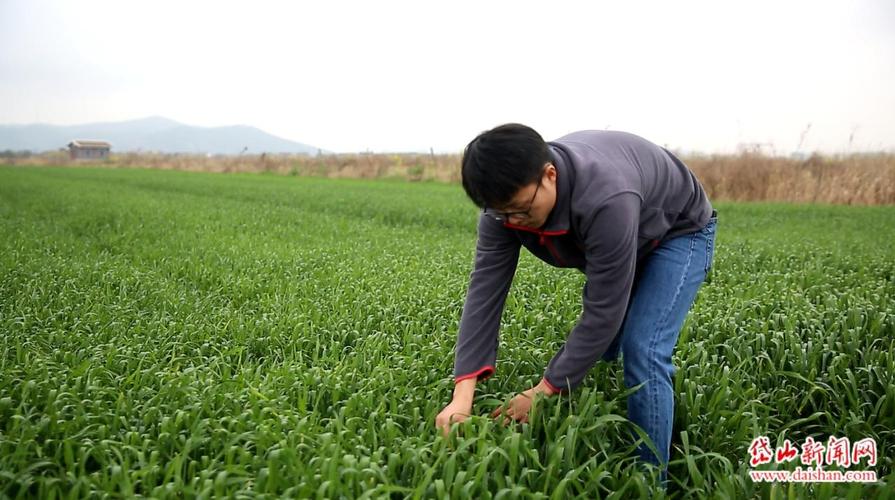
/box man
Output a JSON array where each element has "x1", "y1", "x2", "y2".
[{"x1": 435, "y1": 124, "x2": 716, "y2": 481}]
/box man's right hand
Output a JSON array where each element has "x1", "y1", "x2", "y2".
[
  {"x1": 435, "y1": 399, "x2": 472, "y2": 437},
  {"x1": 435, "y1": 378, "x2": 477, "y2": 437}
]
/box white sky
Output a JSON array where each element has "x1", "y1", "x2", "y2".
[{"x1": 1, "y1": 0, "x2": 893, "y2": 154}]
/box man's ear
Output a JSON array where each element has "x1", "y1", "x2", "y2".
[{"x1": 545, "y1": 163, "x2": 557, "y2": 183}]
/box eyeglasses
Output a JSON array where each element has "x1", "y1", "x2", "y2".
[{"x1": 483, "y1": 174, "x2": 544, "y2": 222}]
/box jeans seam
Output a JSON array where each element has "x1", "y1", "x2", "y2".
[
  {"x1": 647, "y1": 231, "x2": 697, "y2": 463},
  {"x1": 704, "y1": 222, "x2": 715, "y2": 273}
]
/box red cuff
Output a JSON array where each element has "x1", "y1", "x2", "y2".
[
  {"x1": 455, "y1": 365, "x2": 494, "y2": 383},
  {"x1": 541, "y1": 376, "x2": 564, "y2": 395}
]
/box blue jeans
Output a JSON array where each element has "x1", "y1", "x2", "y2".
[{"x1": 601, "y1": 215, "x2": 717, "y2": 482}]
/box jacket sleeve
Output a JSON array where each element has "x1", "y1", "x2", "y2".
[
  {"x1": 453, "y1": 213, "x2": 521, "y2": 383},
  {"x1": 543, "y1": 192, "x2": 640, "y2": 392}
]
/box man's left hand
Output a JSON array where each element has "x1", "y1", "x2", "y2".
[{"x1": 490, "y1": 378, "x2": 558, "y2": 426}]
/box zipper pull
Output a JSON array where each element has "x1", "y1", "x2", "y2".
[{"x1": 539, "y1": 233, "x2": 546, "y2": 245}]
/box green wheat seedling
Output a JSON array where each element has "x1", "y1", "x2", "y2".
[{"x1": 0, "y1": 165, "x2": 892, "y2": 498}]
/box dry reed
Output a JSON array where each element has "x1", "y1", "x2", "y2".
[{"x1": 5, "y1": 150, "x2": 894, "y2": 205}]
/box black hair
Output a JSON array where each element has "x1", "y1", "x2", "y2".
[{"x1": 461, "y1": 123, "x2": 550, "y2": 209}]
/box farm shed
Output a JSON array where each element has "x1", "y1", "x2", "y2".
[{"x1": 68, "y1": 140, "x2": 111, "y2": 160}]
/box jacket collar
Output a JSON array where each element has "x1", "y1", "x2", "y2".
[{"x1": 543, "y1": 144, "x2": 574, "y2": 232}]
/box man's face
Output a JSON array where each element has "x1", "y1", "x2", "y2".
[{"x1": 495, "y1": 163, "x2": 558, "y2": 228}]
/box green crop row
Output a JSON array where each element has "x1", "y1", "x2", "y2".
[{"x1": 0, "y1": 166, "x2": 892, "y2": 498}]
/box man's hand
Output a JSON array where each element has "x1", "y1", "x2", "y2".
[
  {"x1": 490, "y1": 378, "x2": 558, "y2": 426},
  {"x1": 435, "y1": 378, "x2": 477, "y2": 437},
  {"x1": 435, "y1": 399, "x2": 472, "y2": 437}
]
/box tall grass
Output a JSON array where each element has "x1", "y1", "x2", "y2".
[
  {"x1": 687, "y1": 151, "x2": 895, "y2": 205},
  {"x1": 6, "y1": 149, "x2": 895, "y2": 205}
]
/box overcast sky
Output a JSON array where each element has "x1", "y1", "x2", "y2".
[{"x1": 1, "y1": 0, "x2": 893, "y2": 154}]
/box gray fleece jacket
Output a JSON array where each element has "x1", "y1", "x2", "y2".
[{"x1": 453, "y1": 130, "x2": 713, "y2": 392}]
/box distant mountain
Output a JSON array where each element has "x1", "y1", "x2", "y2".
[{"x1": 0, "y1": 116, "x2": 324, "y2": 155}]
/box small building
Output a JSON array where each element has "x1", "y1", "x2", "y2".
[{"x1": 68, "y1": 140, "x2": 111, "y2": 160}]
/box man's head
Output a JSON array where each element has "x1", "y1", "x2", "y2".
[{"x1": 461, "y1": 123, "x2": 557, "y2": 228}]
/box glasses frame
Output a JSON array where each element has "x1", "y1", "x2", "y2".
[{"x1": 482, "y1": 169, "x2": 546, "y2": 222}]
